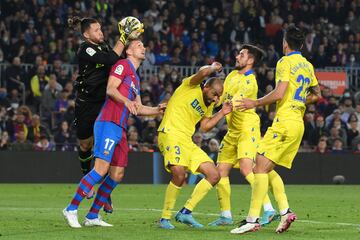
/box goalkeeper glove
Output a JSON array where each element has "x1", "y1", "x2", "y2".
[{"x1": 118, "y1": 17, "x2": 144, "y2": 45}]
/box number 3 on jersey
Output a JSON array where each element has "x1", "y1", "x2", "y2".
[{"x1": 294, "y1": 74, "x2": 310, "y2": 103}]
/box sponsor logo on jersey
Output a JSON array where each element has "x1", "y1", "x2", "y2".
[{"x1": 190, "y1": 99, "x2": 205, "y2": 116}]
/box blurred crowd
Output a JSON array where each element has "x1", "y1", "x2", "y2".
[{"x1": 0, "y1": 0, "x2": 360, "y2": 153}]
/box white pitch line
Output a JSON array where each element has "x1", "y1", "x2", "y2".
[{"x1": 1, "y1": 207, "x2": 360, "y2": 228}]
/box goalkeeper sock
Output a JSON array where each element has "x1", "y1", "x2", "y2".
[
  {"x1": 67, "y1": 169, "x2": 102, "y2": 211},
  {"x1": 86, "y1": 175, "x2": 118, "y2": 219},
  {"x1": 79, "y1": 149, "x2": 93, "y2": 176}
]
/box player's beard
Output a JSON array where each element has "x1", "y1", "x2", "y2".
[
  {"x1": 139, "y1": 54, "x2": 146, "y2": 61},
  {"x1": 94, "y1": 35, "x2": 105, "y2": 44},
  {"x1": 203, "y1": 93, "x2": 212, "y2": 106},
  {"x1": 88, "y1": 37, "x2": 104, "y2": 45},
  {"x1": 98, "y1": 37, "x2": 105, "y2": 44},
  {"x1": 234, "y1": 63, "x2": 246, "y2": 71},
  {"x1": 204, "y1": 98, "x2": 212, "y2": 106}
]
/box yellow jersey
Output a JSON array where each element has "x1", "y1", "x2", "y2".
[
  {"x1": 221, "y1": 69, "x2": 260, "y2": 133},
  {"x1": 274, "y1": 51, "x2": 318, "y2": 121},
  {"x1": 158, "y1": 75, "x2": 214, "y2": 138}
]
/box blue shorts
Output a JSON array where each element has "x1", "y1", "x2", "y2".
[{"x1": 93, "y1": 121, "x2": 128, "y2": 167}]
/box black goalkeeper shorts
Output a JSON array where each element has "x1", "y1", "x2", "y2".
[{"x1": 74, "y1": 99, "x2": 104, "y2": 140}]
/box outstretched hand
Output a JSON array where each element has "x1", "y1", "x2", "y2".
[
  {"x1": 234, "y1": 98, "x2": 257, "y2": 111},
  {"x1": 158, "y1": 103, "x2": 167, "y2": 114},
  {"x1": 118, "y1": 17, "x2": 144, "y2": 45},
  {"x1": 125, "y1": 100, "x2": 139, "y2": 115},
  {"x1": 210, "y1": 61, "x2": 223, "y2": 73},
  {"x1": 221, "y1": 101, "x2": 233, "y2": 115}
]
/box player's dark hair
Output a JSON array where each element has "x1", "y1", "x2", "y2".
[
  {"x1": 240, "y1": 44, "x2": 265, "y2": 67},
  {"x1": 68, "y1": 16, "x2": 98, "y2": 34},
  {"x1": 284, "y1": 25, "x2": 305, "y2": 51}
]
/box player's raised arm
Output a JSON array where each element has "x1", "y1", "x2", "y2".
[
  {"x1": 235, "y1": 58, "x2": 290, "y2": 111},
  {"x1": 235, "y1": 81, "x2": 289, "y2": 111},
  {"x1": 200, "y1": 101, "x2": 232, "y2": 132},
  {"x1": 189, "y1": 62, "x2": 223, "y2": 85},
  {"x1": 70, "y1": 16, "x2": 144, "y2": 65},
  {"x1": 257, "y1": 81, "x2": 289, "y2": 106},
  {"x1": 114, "y1": 17, "x2": 144, "y2": 56},
  {"x1": 106, "y1": 75, "x2": 138, "y2": 115},
  {"x1": 134, "y1": 95, "x2": 167, "y2": 116}
]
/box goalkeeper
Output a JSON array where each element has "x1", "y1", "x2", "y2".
[{"x1": 68, "y1": 16, "x2": 143, "y2": 213}]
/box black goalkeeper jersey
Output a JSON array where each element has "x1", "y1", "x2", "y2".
[{"x1": 75, "y1": 41, "x2": 119, "y2": 103}]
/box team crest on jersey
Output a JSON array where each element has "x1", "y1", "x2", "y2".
[
  {"x1": 86, "y1": 47, "x2": 96, "y2": 56},
  {"x1": 224, "y1": 92, "x2": 233, "y2": 101},
  {"x1": 115, "y1": 65, "x2": 124, "y2": 75}
]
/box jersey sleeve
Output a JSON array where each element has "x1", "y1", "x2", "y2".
[
  {"x1": 181, "y1": 75, "x2": 195, "y2": 87},
  {"x1": 109, "y1": 60, "x2": 128, "y2": 81},
  {"x1": 275, "y1": 57, "x2": 291, "y2": 84},
  {"x1": 79, "y1": 44, "x2": 119, "y2": 65}
]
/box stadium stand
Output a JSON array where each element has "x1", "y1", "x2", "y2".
[{"x1": 0, "y1": 0, "x2": 359, "y2": 153}]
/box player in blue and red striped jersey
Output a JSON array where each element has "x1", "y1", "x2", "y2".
[{"x1": 63, "y1": 39, "x2": 166, "y2": 228}]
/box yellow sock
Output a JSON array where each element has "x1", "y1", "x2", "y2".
[
  {"x1": 216, "y1": 177, "x2": 231, "y2": 212},
  {"x1": 268, "y1": 170, "x2": 289, "y2": 214},
  {"x1": 248, "y1": 173, "x2": 268, "y2": 219},
  {"x1": 245, "y1": 173, "x2": 272, "y2": 208},
  {"x1": 184, "y1": 178, "x2": 213, "y2": 211},
  {"x1": 161, "y1": 181, "x2": 181, "y2": 219}
]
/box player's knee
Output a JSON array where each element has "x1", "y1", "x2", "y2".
[
  {"x1": 111, "y1": 171, "x2": 124, "y2": 182},
  {"x1": 217, "y1": 165, "x2": 230, "y2": 177},
  {"x1": 173, "y1": 174, "x2": 186, "y2": 186},
  {"x1": 253, "y1": 165, "x2": 268, "y2": 174},
  {"x1": 96, "y1": 168, "x2": 109, "y2": 177},
  {"x1": 239, "y1": 158, "x2": 254, "y2": 176},
  {"x1": 94, "y1": 160, "x2": 110, "y2": 176},
  {"x1": 171, "y1": 168, "x2": 186, "y2": 186},
  {"x1": 207, "y1": 170, "x2": 220, "y2": 185},
  {"x1": 240, "y1": 167, "x2": 252, "y2": 177}
]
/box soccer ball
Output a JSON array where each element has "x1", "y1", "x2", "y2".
[
  {"x1": 119, "y1": 16, "x2": 144, "y2": 39},
  {"x1": 332, "y1": 175, "x2": 345, "y2": 184}
]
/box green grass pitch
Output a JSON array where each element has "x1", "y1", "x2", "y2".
[{"x1": 0, "y1": 184, "x2": 359, "y2": 240}]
